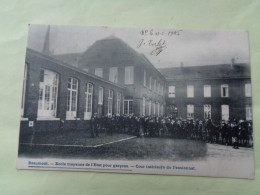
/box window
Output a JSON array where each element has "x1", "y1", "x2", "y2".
[
  {"x1": 109, "y1": 67, "x2": 118, "y2": 83},
  {"x1": 161, "y1": 104, "x2": 164, "y2": 116},
  {"x1": 124, "y1": 98, "x2": 133, "y2": 115},
  {"x1": 221, "y1": 105, "x2": 229, "y2": 121},
  {"x1": 148, "y1": 100, "x2": 152, "y2": 116},
  {"x1": 37, "y1": 69, "x2": 59, "y2": 119},
  {"x1": 161, "y1": 86, "x2": 164, "y2": 96},
  {"x1": 142, "y1": 97, "x2": 146, "y2": 116},
  {"x1": 98, "y1": 87, "x2": 104, "y2": 105},
  {"x1": 246, "y1": 106, "x2": 252, "y2": 120},
  {"x1": 108, "y1": 90, "x2": 113, "y2": 116},
  {"x1": 157, "y1": 103, "x2": 160, "y2": 116},
  {"x1": 125, "y1": 66, "x2": 134, "y2": 84},
  {"x1": 149, "y1": 77, "x2": 152, "y2": 89},
  {"x1": 204, "y1": 85, "x2": 211, "y2": 97},
  {"x1": 158, "y1": 83, "x2": 160, "y2": 94},
  {"x1": 245, "y1": 83, "x2": 252, "y2": 97},
  {"x1": 154, "y1": 80, "x2": 157, "y2": 92},
  {"x1": 153, "y1": 102, "x2": 156, "y2": 115},
  {"x1": 116, "y1": 93, "x2": 121, "y2": 115},
  {"x1": 221, "y1": 84, "x2": 229, "y2": 97},
  {"x1": 187, "y1": 104, "x2": 194, "y2": 119},
  {"x1": 21, "y1": 64, "x2": 27, "y2": 117},
  {"x1": 84, "y1": 83, "x2": 93, "y2": 120},
  {"x1": 95, "y1": 68, "x2": 103, "y2": 78},
  {"x1": 168, "y1": 86, "x2": 175, "y2": 98},
  {"x1": 144, "y1": 71, "x2": 146, "y2": 86},
  {"x1": 66, "y1": 78, "x2": 78, "y2": 119},
  {"x1": 204, "y1": 104, "x2": 211, "y2": 119},
  {"x1": 187, "y1": 85, "x2": 194, "y2": 98}
]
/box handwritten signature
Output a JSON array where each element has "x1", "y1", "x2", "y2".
[{"x1": 137, "y1": 39, "x2": 167, "y2": 56}]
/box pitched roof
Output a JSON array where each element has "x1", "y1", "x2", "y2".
[
  {"x1": 78, "y1": 37, "x2": 165, "y2": 79},
  {"x1": 158, "y1": 63, "x2": 251, "y2": 80}
]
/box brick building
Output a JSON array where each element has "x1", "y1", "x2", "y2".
[
  {"x1": 77, "y1": 37, "x2": 166, "y2": 117},
  {"x1": 159, "y1": 63, "x2": 252, "y2": 123},
  {"x1": 20, "y1": 48, "x2": 125, "y2": 134},
  {"x1": 20, "y1": 28, "x2": 252, "y2": 134}
]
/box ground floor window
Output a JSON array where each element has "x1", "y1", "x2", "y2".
[
  {"x1": 108, "y1": 90, "x2": 113, "y2": 116},
  {"x1": 246, "y1": 106, "x2": 252, "y2": 120},
  {"x1": 187, "y1": 104, "x2": 194, "y2": 119},
  {"x1": 116, "y1": 93, "x2": 121, "y2": 115},
  {"x1": 66, "y1": 77, "x2": 78, "y2": 119},
  {"x1": 84, "y1": 83, "x2": 93, "y2": 120},
  {"x1": 124, "y1": 99, "x2": 133, "y2": 115},
  {"x1": 142, "y1": 97, "x2": 146, "y2": 116},
  {"x1": 221, "y1": 105, "x2": 229, "y2": 121},
  {"x1": 153, "y1": 102, "x2": 156, "y2": 116},
  {"x1": 38, "y1": 69, "x2": 59, "y2": 119},
  {"x1": 148, "y1": 100, "x2": 152, "y2": 116},
  {"x1": 157, "y1": 103, "x2": 160, "y2": 116},
  {"x1": 204, "y1": 104, "x2": 211, "y2": 119}
]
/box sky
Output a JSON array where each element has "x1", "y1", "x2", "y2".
[{"x1": 27, "y1": 24, "x2": 250, "y2": 68}]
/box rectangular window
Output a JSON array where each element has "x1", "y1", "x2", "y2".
[
  {"x1": 148, "y1": 100, "x2": 152, "y2": 116},
  {"x1": 204, "y1": 85, "x2": 211, "y2": 97},
  {"x1": 158, "y1": 83, "x2": 160, "y2": 94},
  {"x1": 144, "y1": 71, "x2": 146, "y2": 86},
  {"x1": 154, "y1": 80, "x2": 157, "y2": 92},
  {"x1": 221, "y1": 84, "x2": 229, "y2": 97},
  {"x1": 98, "y1": 87, "x2": 103, "y2": 105},
  {"x1": 161, "y1": 86, "x2": 164, "y2": 96},
  {"x1": 124, "y1": 99, "x2": 133, "y2": 115},
  {"x1": 246, "y1": 106, "x2": 252, "y2": 120},
  {"x1": 109, "y1": 67, "x2": 118, "y2": 83},
  {"x1": 37, "y1": 69, "x2": 59, "y2": 119},
  {"x1": 95, "y1": 68, "x2": 103, "y2": 78},
  {"x1": 66, "y1": 77, "x2": 78, "y2": 119},
  {"x1": 142, "y1": 97, "x2": 146, "y2": 116},
  {"x1": 187, "y1": 85, "x2": 194, "y2": 98},
  {"x1": 116, "y1": 93, "x2": 121, "y2": 115},
  {"x1": 125, "y1": 66, "x2": 134, "y2": 84},
  {"x1": 204, "y1": 104, "x2": 211, "y2": 119},
  {"x1": 187, "y1": 104, "x2": 194, "y2": 119},
  {"x1": 108, "y1": 90, "x2": 113, "y2": 116},
  {"x1": 153, "y1": 102, "x2": 156, "y2": 115},
  {"x1": 168, "y1": 86, "x2": 175, "y2": 98},
  {"x1": 221, "y1": 105, "x2": 229, "y2": 121},
  {"x1": 157, "y1": 103, "x2": 160, "y2": 116},
  {"x1": 245, "y1": 83, "x2": 252, "y2": 97},
  {"x1": 84, "y1": 83, "x2": 93, "y2": 120}
]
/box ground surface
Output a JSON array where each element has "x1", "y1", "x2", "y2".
[{"x1": 18, "y1": 130, "x2": 254, "y2": 163}]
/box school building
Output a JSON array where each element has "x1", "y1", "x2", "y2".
[{"x1": 20, "y1": 33, "x2": 252, "y2": 134}]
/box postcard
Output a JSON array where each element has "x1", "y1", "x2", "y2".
[{"x1": 17, "y1": 25, "x2": 254, "y2": 178}]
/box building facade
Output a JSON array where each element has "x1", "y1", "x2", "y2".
[
  {"x1": 20, "y1": 33, "x2": 252, "y2": 135},
  {"x1": 20, "y1": 49, "x2": 125, "y2": 134},
  {"x1": 159, "y1": 64, "x2": 252, "y2": 123},
  {"x1": 77, "y1": 37, "x2": 166, "y2": 117}
]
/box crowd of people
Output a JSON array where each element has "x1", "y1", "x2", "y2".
[{"x1": 88, "y1": 114, "x2": 253, "y2": 149}]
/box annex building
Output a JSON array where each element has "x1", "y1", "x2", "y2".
[{"x1": 20, "y1": 29, "x2": 252, "y2": 134}]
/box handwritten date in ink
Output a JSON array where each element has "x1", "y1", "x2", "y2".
[{"x1": 140, "y1": 29, "x2": 182, "y2": 36}]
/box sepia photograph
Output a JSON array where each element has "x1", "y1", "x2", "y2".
[{"x1": 17, "y1": 25, "x2": 254, "y2": 178}]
